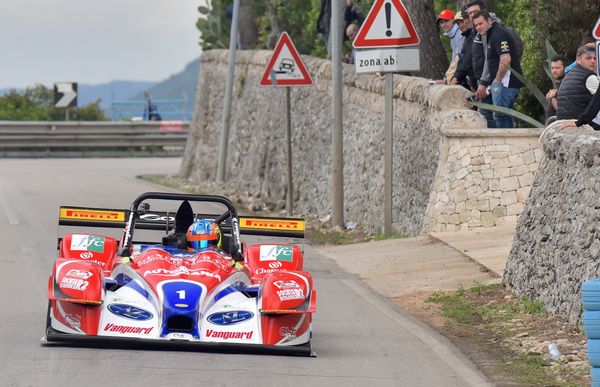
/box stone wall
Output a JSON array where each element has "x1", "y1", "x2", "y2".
[
  {"x1": 181, "y1": 49, "x2": 485, "y2": 235},
  {"x1": 503, "y1": 121, "x2": 600, "y2": 324},
  {"x1": 423, "y1": 128, "x2": 544, "y2": 232}
]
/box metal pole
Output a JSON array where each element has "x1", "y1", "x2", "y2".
[
  {"x1": 216, "y1": 0, "x2": 240, "y2": 182},
  {"x1": 384, "y1": 73, "x2": 393, "y2": 236},
  {"x1": 285, "y1": 87, "x2": 293, "y2": 216},
  {"x1": 331, "y1": 0, "x2": 344, "y2": 228}
]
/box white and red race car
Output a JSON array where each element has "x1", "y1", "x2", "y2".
[{"x1": 43, "y1": 192, "x2": 316, "y2": 356}]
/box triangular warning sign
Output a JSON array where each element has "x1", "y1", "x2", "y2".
[
  {"x1": 593, "y1": 16, "x2": 600, "y2": 40},
  {"x1": 353, "y1": 0, "x2": 420, "y2": 48},
  {"x1": 259, "y1": 32, "x2": 313, "y2": 86}
]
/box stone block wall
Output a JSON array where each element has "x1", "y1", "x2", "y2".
[
  {"x1": 423, "y1": 128, "x2": 544, "y2": 232},
  {"x1": 181, "y1": 49, "x2": 486, "y2": 235},
  {"x1": 503, "y1": 121, "x2": 600, "y2": 324}
]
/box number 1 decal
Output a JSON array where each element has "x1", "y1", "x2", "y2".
[{"x1": 176, "y1": 290, "x2": 186, "y2": 299}]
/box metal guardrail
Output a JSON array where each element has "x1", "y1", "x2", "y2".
[{"x1": 0, "y1": 121, "x2": 189, "y2": 157}]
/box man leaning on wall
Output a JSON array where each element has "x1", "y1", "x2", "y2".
[{"x1": 472, "y1": 10, "x2": 524, "y2": 129}]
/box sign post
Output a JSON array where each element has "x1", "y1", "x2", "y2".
[
  {"x1": 259, "y1": 32, "x2": 313, "y2": 216},
  {"x1": 353, "y1": 0, "x2": 420, "y2": 236}
]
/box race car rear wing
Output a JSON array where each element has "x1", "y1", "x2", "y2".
[{"x1": 58, "y1": 206, "x2": 305, "y2": 239}]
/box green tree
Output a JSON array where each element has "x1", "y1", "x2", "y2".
[{"x1": 0, "y1": 85, "x2": 107, "y2": 121}]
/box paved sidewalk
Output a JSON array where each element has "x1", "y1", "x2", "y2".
[
  {"x1": 315, "y1": 222, "x2": 517, "y2": 297},
  {"x1": 431, "y1": 222, "x2": 516, "y2": 277}
]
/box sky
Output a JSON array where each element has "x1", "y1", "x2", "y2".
[{"x1": 0, "y1": 0, "x2": 206, "y2": 88}]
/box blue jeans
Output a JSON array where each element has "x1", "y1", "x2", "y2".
[
  {"x1": 479, "y1": 95, "x2": 496, "y2": 128},
  {"x1": 490, "y1": 82, "x2": 520, "y2": 128}
]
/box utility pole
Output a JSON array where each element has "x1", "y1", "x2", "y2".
[
  {"x1": 217, "y1": 0, "x2": 240, "y2": 182},
  {"x1": 331, "y1": 0, "x2": 344, "y2": 228}
]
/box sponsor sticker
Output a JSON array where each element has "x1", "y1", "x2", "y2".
[
  {"x1": 268, "y1": 261, "x2": 283, "y2": 269},
  {"x1": 279, "y1": 326, "x2": 297, "y2": 338},
  {"x1": 259, "y1": 245, "x2": 293, "y2": 262},
  {"x1": 273, "y1": 280, "x2": 300, "y2": 289},
  {"x1": 70, "y1": 235, "x2": 105, "y2": 253},
  {"x1": 143, "y1": 267, "x2": 221, "y2": 281},
  {"x1": 208, "y1": 311, "x2": 254, "y2": 326},
  {"x1": 79, "y1": 251, "x2": 94, "y2": 259},
  {"x1": 240, "y1": 217, "x2": 305, "y2": 231},
  {"x1": 65, "y1": 313, "x2": 81, "y2": 329},
  {"x1": 66, "y1": 269, "x2": 93, "y2": 279},
  {"x1": 277, "y1": 288, "x2": 305, "y2": 301},
  {"x1": 107, "y1": 304, "x2": 153, "y2": 321},
  {"x1": 104, "y1": 323, "x2": 153, "y2": 335},
  {"x1": 60, "y1": 208, "x2": 125, "y2": 222},
  {"x1": 60, "y1": 277, "x2": 89, "y2": 291},
  {"x1": 205, "y1": 329, "x2": 253, "y2": 340}
]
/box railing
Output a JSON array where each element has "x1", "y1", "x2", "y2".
[{"x1": 0, "y1": 121, "x2": 189, "y2": 157}]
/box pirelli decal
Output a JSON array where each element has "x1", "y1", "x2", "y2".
[
  {"x1": 240, "y1": 217, "x2": 305, "y2": 232},
  {"x1": 60, "y1": 208, "x2": 126, "y2": 222}
]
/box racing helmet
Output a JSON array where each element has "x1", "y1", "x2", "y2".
[{"x1": 187, "y1": 219, "x2": 222, "y2": 250}]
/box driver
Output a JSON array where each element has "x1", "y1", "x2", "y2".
[{"x1": 187, "y1": 219, "x2": 222, "y2": 251}]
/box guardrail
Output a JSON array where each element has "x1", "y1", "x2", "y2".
[{"x1": 0, "y1": 121, "x2": 189, "y2": 157}]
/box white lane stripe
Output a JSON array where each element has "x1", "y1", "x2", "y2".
[{"x1": 0, "y1": 191, "x2": 19, "y2": 225}]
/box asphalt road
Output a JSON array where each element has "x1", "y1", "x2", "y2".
[{"x1": 0, "y1": 158, "x2": 491, "y2": 387}]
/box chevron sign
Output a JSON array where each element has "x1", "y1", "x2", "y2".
[{"x1": 54, "y1": 82, "x2": 78, "y2": 108}]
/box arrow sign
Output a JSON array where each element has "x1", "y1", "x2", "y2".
[
  {"x1": 54, "y1": 82, "x2": 78, "y2": 108},
  {"x1": 353, "y1": 0, "x2": 420, "y2": 48},
  {"x1": 594, "y1": 15, "x2": 600, "y2": 40},
  {"x1": 259, "y1": 32, "x2": 313, "y2": 86}
]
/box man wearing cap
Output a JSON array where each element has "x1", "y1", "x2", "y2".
[
  {"x1": 436, "y1": 9, "x2": 465, "y2": 84},
  {"x1": 451, "y1": 8, "x2": 476, "y2": 90}
]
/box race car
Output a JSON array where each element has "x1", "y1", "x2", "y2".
[{"x1": 43, "y1": 192, "x2": 316, "y2": 356}]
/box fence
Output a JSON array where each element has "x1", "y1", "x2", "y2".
[{"x1": 0, "y1": 121, "x2": 189, "y2": 157}]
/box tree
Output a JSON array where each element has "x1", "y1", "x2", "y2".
[{"x1": 0, "y1": 85, "x2": 107, "y2": 121}]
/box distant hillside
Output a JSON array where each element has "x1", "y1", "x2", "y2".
[
  {"x1": 79, "y1": 80, "x2": 156, "y2": 110},
  {"x1": 130, "y1": 57, "x2": 200, "y2": 120}
]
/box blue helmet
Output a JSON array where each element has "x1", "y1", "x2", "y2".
[{"x1": 187, "y1": 219, "x2": 221, "y2": 250}]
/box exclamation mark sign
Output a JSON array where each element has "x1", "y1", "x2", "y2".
[{"x1": 385, "y1": 2, "x2": 392, "y2": 37}]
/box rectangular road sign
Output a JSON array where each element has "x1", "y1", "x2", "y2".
[{"x1": 354, "y1": 48, "x2": 420, "y2": 73}]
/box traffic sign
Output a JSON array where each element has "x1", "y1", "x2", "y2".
[
  {"x1": 259, "y1": 32, "x2": 313, "y2": 86},
  {"x1": 593, "y1": 15, "x2": 600, "y2": 40},
  {"x1": 54, "y1": 82, "x2": 78, "y2": 108},
  {"x1": 353, "y1": 0, "x2": 420, "y2": 48},
  {"x1": 355, "y1": 48, "x2": 420, "y2": 73}
]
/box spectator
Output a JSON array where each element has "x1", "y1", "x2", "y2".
[
  {"x1": 545, "y1": 55, "x2": 568, "y2": 122},
  {"x1": 317, "y1": 0, "x2": 364, "y2": 57},
  {"x1": 343, "y1": 23, "x2": 359, "y2": 64},
  {"x1": 435, "y1": 9, "x2": 465, "y2": 84},
  {"x1": 473, "y1": 10, "x2": 524, "y2": 128},
  {"x1": 557, "y1": 45, "x2": 598, "y2": 122},
  {"x1": 466, "y1": 1, "x2": 496, "y2": 127},
  {"x1": 344, "y1": 0, "x2": 365, "y2": 32},
  {"x1": 451, "y1": 8, "x2": 476, "y2": 90}
]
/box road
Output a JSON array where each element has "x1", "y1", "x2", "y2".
[{"x1": 0, "y1": 158, "x2": 491, "y2": 386}]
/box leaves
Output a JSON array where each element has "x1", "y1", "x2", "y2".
[{"x1": 0, "y1": 85, "x2": 106, "y2": 121}]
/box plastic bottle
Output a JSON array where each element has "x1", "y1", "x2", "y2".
[{"x1": 548, "y1": 343, "x2": 560, "y2": 361}]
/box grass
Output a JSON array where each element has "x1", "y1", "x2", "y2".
[{"x1": 425, "y1": 283, "x2": 588, "y2": 386}]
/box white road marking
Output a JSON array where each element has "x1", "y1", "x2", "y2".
[{"x1": 0, "y1": 191, "x2": 19, "y2": 225}]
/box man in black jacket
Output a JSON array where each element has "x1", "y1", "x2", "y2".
[
  {"x1": 473, "y1": 10, "x2": 524, "y2": 128},
  {"x1": 557, "y1": 45, "x2": 598, "y2": 122},
  {"x1": 452, "y1": 9, "x2": 476, "y2": 90}
]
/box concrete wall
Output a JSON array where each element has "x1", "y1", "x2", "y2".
[
  {"x1": 182, "y1": 49, "x2": 486, "y2": 235},
  {"x1": 423, "y1": 128, "x2": 544, "y2": 232},
  {"x1": 503, "y1": 121, "x2": 600, "y2": 324}
]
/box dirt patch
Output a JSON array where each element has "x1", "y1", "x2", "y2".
[{"x1": 395, "y1": 287, "x2": 590, "y2": 386}]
